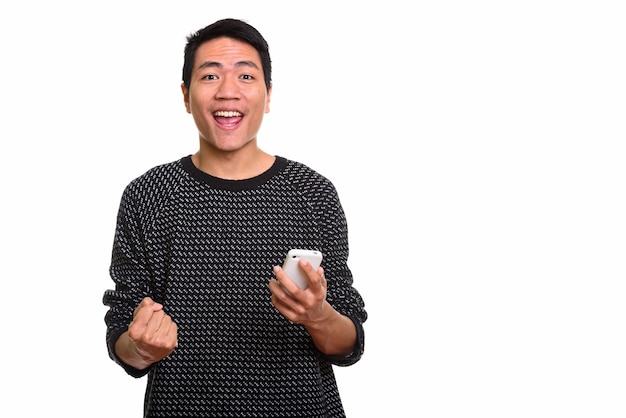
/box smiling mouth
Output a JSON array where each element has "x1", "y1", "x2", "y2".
[
  {"x1": 213, "y1": 110, "x2": 242, "y2": 117},
  {"x1": 213, "y1": 110, "x2": 243, "y2": 128}
]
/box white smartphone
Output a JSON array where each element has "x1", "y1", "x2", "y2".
[{"x1": 281, "y1": 249, "x2": 323, "y2": 289}]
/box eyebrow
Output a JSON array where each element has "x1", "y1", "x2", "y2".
[{"x1": 197, "y1": 60, "x2": 260, "y2": 71}]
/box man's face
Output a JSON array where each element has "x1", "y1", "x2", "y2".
[{"x1": 182, "y1": 37, "x2": 271, "y2": 153}]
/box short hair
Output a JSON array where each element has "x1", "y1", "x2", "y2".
[{"x1": 182, "y1": 18, "x2": 272, "y2": 92}]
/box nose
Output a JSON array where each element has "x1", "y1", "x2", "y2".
[{"x1": 216, "y1": 75, "x2": 240, "y2": 99}]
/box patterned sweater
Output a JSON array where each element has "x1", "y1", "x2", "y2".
[{"x1": 103, "y1": 155, "x2": 367, "y2": 417}]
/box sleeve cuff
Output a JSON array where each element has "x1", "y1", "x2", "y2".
[{"x1": 319, "y1": 314, "x2": 365, "y2": 367}]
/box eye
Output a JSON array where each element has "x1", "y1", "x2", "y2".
[
  {"x1": 240, "y1": 74, "x2": 253, "y2": 80},
  {"x1": 201, "y1": 74, "x2": 217, "y2": 80}
]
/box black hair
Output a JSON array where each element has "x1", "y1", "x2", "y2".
[{"x1": 182, "y1": 18, "x2": 272, "y2": 92}]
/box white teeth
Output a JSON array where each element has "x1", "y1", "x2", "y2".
[{"x1": 214, "y1": 111, "x2": 241, "y2": 117}]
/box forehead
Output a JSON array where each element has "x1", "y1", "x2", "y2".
[{"x1": 195, "y1": 37, "x2": 262, "y2": 69}]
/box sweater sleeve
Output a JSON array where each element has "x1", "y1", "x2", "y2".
[
  {"x1": 320, "y1": 314, "x2": 366, "y2": 367},
  {"x1": 102, "y1": 182, "x2": 157, "y2": 378},
  {"x1": 308, "y1": 175, "x2": 368, "y2": 366}
]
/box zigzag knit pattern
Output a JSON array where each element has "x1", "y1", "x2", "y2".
[{"x1": 103, "y1": 155, "x2": 367, "y2": 418}]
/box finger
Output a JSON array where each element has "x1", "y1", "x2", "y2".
[
  {"x1": 319, "y1": 267, "x2": 327, "y2": 289},
  {"x1": 269, "y1": 278, "x2": 295, "y2": 307},
  {"x1": 146, "y1": 309, "x2": 168, "y2": 336},
  {"x1": 132, "y1": 302, "x2": 169, "y2": 340},
  {"x1": 133, "y1": 297, "x2": 151, "y2": 316},
  {"x1": 134, "y1": 297, "x2": 163, "y2": 317},
  {"x1": 129, "y1": 309, "x2": 157, "y2": 341},
  {"x1": 300, "y1": 260, "x2": 324, "y2": 291},
  {"x1": 272, "y1": 265, "x2": 301, "y2": 296},
  {"x1": 155, "y1": 315, "x2": 178, "y2": 346},
  {"x1": 269, "y1": 278, "x2": 301, "y2": 318},
  {"x1": 132, "y1": 307, "x2": 156, "y2": 330},
  {"x1": 268, "y1": 278, "x2": 282, "y2": 294},
  {"x1": 171, "y1": 322, "x2": 179, "y2": 348},
  {"x1": 270, "y1": 293, "x2": 298, "y2": 323}
]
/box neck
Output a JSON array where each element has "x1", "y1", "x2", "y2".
[{"x1": 191, "y1": 146, "x2": 275, "y2": 180}]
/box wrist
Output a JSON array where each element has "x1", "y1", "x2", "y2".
[{"x1": 306, "y1": 302, "x2": 340, "y2": 332}]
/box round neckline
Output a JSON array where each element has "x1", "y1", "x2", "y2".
[{"x1": 181, "y1": 155, "x2": 287, "y2": 191}]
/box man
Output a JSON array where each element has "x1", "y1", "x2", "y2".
[{"x1": 103, "y1": 18, "x2": 367, "y2": 417}]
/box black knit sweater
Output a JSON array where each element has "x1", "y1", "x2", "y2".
[{"x1": 103, "y1": 155, "x2": 367, "y2": 417}]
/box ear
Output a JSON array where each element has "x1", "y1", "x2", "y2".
[
  {"x1": 181, "y1": 83, "x2": 191, "y2": 114},
  {"x1": 265, "y1": 83, "x2": 272, "y2": 114}
]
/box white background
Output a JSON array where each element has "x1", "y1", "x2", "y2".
[{"x1": 1, "y1": 1, "x2": 625, "y2": 417}]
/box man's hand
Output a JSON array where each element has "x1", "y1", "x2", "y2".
[
  {"x1": 269, "y1": 258, "x2": 329, "y2": 326},
  {"x1": 269, "y1": 260, "x2": 356, "y2": 356},
  {"x1": 115, "y1": 297, "x2": 178, "y2": 370}
]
